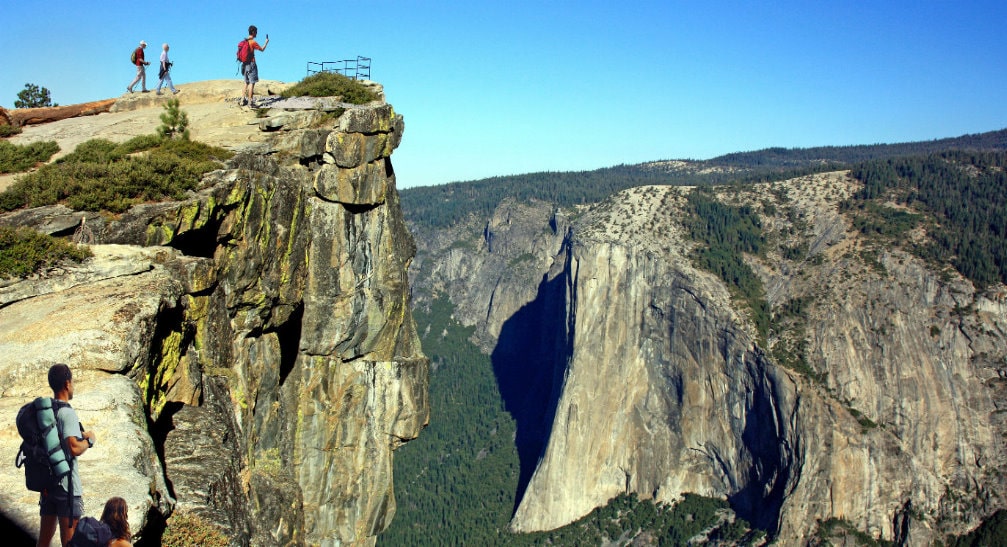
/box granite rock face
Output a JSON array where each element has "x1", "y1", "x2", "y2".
[
  {"x1": 409, "y1": 197, "x2": 571, "y2": 352},
  {"x1": 409, "y1": 173, "x2": 1007, "y2": 544},
  {"x1": 0, "y1": 88, "x2": 428, "y2": 546}
]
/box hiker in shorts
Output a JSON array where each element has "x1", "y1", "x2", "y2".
[
  {"x1": 241, "y1": 25, "x2": 269, "y2": 107},
  {"x1": 127, "y1": 40, "x2": 151, "y2": 93},
  {"x1": 38, "y1": 364, "x2": 95, "y2": 547}
]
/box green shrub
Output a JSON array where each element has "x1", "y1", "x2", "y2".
[
  {"x1": 0, "y1": 226, "x2": 92, "y2": 279},
  {"x1": 0, "y1": 124, "x2": 22, "y2": 138},
  {"x1": 280, "y1": 72, "x2": 379, "y2": 104},
  {"x1": 55, "y1": 134, "x2": 162, "y2": 165},
  {"x1": 848, "y1": 407, "x2": 879, "y2": 432},
  {"x1": 0, "y1": 139, "x2": 59, "y2": 174},
  {"x1": 160, "y1": 511, "x2": 229, "y2": 547},
  {"x1": 156, "y1": 137, "x2": 233, "y2": 163},
  {"x1": 0, "y1": 135, "x2": 232, "y2": 213}
]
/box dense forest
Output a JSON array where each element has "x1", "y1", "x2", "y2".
[
  {"x1": 381, "y1": 297, "x2": 522, "y2": 545},
  {"x1": 706, "y1": 128, "x2": 1007, "y2": 167},
  {"x1": 682, "y1": 187, "x2": 770, "y2": 340},
  {"x1": 844, "y1": 150, "x2": 1007, "y2": 288},
  {"x1": 380, "y1": 297, "x2": 764, "y2": 545},
  {"x1": 399, "y1": 163, "x2": 842, "y2": 229}
]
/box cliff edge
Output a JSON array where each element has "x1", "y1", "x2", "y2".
[{"x1": 0, "y1": 79, "x2": 429, "y2": 546}]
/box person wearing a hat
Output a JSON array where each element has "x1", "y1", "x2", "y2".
[{"x1": 127, "y1": 40, "x2": 151, "y2": 93}]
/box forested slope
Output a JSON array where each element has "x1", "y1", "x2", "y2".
[{"x1": 388, "y1": 129, "x2": 1007, "y2": 545}]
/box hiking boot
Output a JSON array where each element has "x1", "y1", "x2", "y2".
[
  {"x1": 156, "y1": 90, "x2": 163, "y2": 95},
  {"x1": 127, "y1": 87, "x2": 133, "y2": 94},
  {"x1": 141, "y1": 89, "x2": 150, "y2": 93},
  {"x1": 172, "y1": 89, "x2": 180, "y2": 94}
]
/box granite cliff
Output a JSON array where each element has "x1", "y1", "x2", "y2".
[
  {"x1": 0, "y1": 80, "x2": 429, "y2": 546},
  {"x1": 407, "y1": 171, "x2": 1007, "y2": 544}
]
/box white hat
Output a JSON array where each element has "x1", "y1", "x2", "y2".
[{"x1": 140, "y1": 40, "x2": 147, "y2": 47}]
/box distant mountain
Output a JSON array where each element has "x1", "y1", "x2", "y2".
[
  {"x1": 400, "y1": 127, "x2": 1007, "y2": 229},
  {"x1": 703, "y1": 127, "x2": 1007, "y2": 167}
]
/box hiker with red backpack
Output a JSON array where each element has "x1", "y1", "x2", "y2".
[
  {"x1": 17, "y1": 364, "x2": 96, "y2": 546},
  {"x1": 239, "y1": 25, "x2": 269, "y2": 107}
]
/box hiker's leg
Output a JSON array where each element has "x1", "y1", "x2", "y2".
[
  {"x1": 246, "y1": 62, "x2": 259, "y2": 104},
  {"x1": 141, "y1": 66, "x2": 148, "y2": 91},
  {"x1": 37, "y1": 514, "x2": 57, "y2": 547},
  {"x1": 128, "y1": 65, "x2": 142, "y2": 91},
  {"x1": 57, "y1": 516, "x2": 78, "y2": 547},
  {"x1": 241, "y1": 65, "x2": 250, "y2": 104}
]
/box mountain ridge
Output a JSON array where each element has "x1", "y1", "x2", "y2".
[{"x1": 400, "y1": 127, "x2": 1007, "y2": 229}]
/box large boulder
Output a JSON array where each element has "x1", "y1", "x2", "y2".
[{"x1": 0, "y1": 246, "x2": 182, "y2": 545}]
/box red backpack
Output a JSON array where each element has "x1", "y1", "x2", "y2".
[{"x1": 237, "y1": 39, "x2": 251, "y2": 63}]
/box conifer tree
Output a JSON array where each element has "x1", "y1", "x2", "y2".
[
  {"x1": 14, "y1": 83, "x2": 56, "y2": 108},
  {"x1": 158, "y1": 98, "x2": 190, "y2": 140}
]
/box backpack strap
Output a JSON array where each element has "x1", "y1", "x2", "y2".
[{"x1": 50, "y1": 399, "x2": 75, "y2": 517}]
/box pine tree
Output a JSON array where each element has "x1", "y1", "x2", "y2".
[
  {"x1": 14, "y1": 83, "x2": 56, "y2": 108},
  {"x1": 158, "y1": 98, "x2": 190, "y2": 140}
]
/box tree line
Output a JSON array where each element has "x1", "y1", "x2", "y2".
[
  {"x1": 845, "y1": 150, "x2": 1007, "y2": 288},
  {"x1": 400, "y1": 128, "x2": 1007, "y2": 231}
]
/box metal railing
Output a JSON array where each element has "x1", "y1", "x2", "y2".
[{"x1": 306, "y1": 56, "x2": 371, "y2": 80}]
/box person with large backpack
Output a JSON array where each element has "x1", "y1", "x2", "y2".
[
  {"x1": 126, "y1": 40, "x2": 150, "y2": 94},
  {"x1": 239, "y1": 25, "x2": 269, "y2": 107},
  {"x1": 24, "y1": 364, "x2": 96, "y2": 547}
]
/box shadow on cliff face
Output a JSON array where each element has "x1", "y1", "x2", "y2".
[
  {"x1": 728, "y1": 358, "x2": 798, "y2": 535},
  {"x1": 491, "y1": 266, "x2": 572, "y2": 514}
]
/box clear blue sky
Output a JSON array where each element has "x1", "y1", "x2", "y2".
[{"x1": 2, "y1": 1, "x2": 1006, "y2": 189}]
